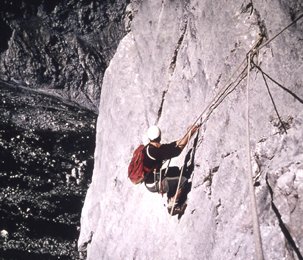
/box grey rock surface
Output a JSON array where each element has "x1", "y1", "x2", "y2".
[{"x1": 79, "y1": 0, "x2": 303, "y2": 259}]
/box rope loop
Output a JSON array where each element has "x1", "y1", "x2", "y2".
[{"x1": 246, "y1": 53, "x2": 264, "y2": 260}]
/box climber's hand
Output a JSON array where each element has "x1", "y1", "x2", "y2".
[{"x1": 188, "y1": 124, "x2": 200, "y2": 137}]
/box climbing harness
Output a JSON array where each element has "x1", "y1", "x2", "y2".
[
  {"x1": 145, "y1": 144, "x2": 174, "y2": 194},
  {"x1": 144, "y1": 145, "x2": 161, "y2": 193},
  {"x1": 160, "y1": 159, "x2": 171, "y2": 195},
  {"x1": 245, "y1": 53, "x2": 264, "y2": 260}
]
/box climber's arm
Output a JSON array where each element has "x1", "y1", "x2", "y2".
[{"x1": 176, "y1": 125, "x2": 200, "y2": 149}]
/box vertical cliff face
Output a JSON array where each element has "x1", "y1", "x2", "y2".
[{"x1": 79, "y1": 0, "x2": 303, "y2": 259}]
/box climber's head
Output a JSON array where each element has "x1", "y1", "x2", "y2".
[{"x1": 147, "y1": 125, "x2": 161, "y2": 143}]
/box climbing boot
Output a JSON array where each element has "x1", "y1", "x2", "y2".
[{"x1": 167, "y1": 203, "x2": 187, "y2": 216}]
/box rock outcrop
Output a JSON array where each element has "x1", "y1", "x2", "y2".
[
  {"x1": 79, "y1": 1, "x2": 303, "y2": 259},
  {"x1": 0, "y1": 0, "x2": 130, "y2": 112},
  {"x1": 0, "y1": 0, "x2": 129, "y2": 259},
  {"x1": 0, "y1": 80, "x2": 96, "y2": 259}
]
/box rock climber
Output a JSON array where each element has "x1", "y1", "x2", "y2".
[{"x1": 143, "y1": 124, "x2": 199, "y2": 215}]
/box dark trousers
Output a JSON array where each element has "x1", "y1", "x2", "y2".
[{"x1": 145, "y1": 166, "x2": 188, "y2": 198}]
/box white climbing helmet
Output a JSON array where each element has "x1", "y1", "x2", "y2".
[{"x1": 147, "y1": 125, "x2": 161, "y2": 141}]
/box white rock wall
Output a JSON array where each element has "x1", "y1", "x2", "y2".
[{"x1": 79, "y1": 1, "x2": 303, "y2": 259}]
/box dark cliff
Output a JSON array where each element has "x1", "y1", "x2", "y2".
[
  {"x1": 0, "y1": 0, "x2": 129, "y2": 259},
  {"x1": 0, "y1": 0, "x2": 130, "y2": 111}
]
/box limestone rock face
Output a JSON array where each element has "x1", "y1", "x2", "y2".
[{"x1": 79, "y1": 1, "x2": 303, "y2": 259}]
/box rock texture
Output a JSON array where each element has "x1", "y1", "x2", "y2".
[
  {"x1": 0, "y1": 0, "x2": 130, "y2": 112},
  {"x1": 0, "y1": 0, "x2": 129, "y2": 259},
  {"x1": 0, "y1": 80, "x2": 96, "y2": 259},
  {"x1": 79, "y1": 0, "x2": 303, "y2": 259}
]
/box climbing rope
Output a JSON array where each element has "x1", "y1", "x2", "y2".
[
  {"x1": 187, "y1": 12, "x2": 303, "y2": 134},
  {"x1": 185, "y1": 36, "x2": 264, "y2": 138},
  {"x1": 168, "y1": 12, "x2": 303, "y2": 221},
  {"x1": 167, "y1": 37, "x2": 263, "y2": 216},
  {"x1": 245, "y1": 53, "x2": 264, "y2": 260},
  {"x1": 252, "y1": 13, "x2": 303, "y2": 55},
  {"x1": 164, "y1": 12, "x2": 303, "y2": 258},
  {"x1": 169, "y1": 131, "x2": 192, "y2": 216},
  {"x1": 239, "y1": 14, "x2": 302, "y2": 259}
]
